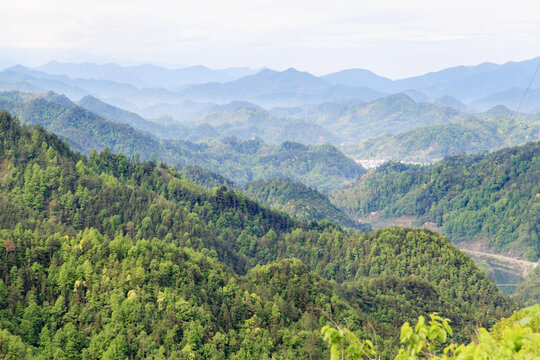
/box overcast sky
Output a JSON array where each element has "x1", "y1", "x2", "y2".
[{"x1": 1, "y1": 0, "x2": 539, "y2": 79}]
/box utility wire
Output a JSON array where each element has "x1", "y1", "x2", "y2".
[{"x1": 511, "y1": 59, "x2": 540, "y2": 120}]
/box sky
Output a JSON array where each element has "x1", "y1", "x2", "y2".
[{"x1": 1, "y1": 0, "x2": 540, "y2": 79}]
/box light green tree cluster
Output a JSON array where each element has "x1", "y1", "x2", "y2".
[{"x1": 323, "y1": 305, "x2": 540, "y2": 359}]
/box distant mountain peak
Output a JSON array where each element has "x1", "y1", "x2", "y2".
[
  {"x1": 6, "y1": 64, "x2": 29, "y2": 72},
  {"x1": 484, "y1": 104, "x2": 513, "y2": 117},
  {"x1": 381, "y1": 92, "x2": 416, "y2": 104}
]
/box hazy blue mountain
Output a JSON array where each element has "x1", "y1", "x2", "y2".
[
  {"x1": 79, "y1": 94, "x2": 331, "y2": 144},
  {"x1": 137, "y1": 100, "x2": 217, "y2": 121},
  {"x1": 469, "y1": 87, "x2": 540, "y2": 112},
  {"x1": 0, "y1": 68, "x2": 90, "y2": 99},
  {"x1": 4, "y1": 65, "x2": 140, "y2": 99},
  {"x1": 78, "y1": 95, "x2": 159, "y2": 130},
  {"x1": 201, "y1": 100, "x2": 264, "y2": 114},
  {"x1": 430, "y1": 95, "x2": 469, "y2": 112},
  {"x1": 296, "y1": 93, "x2": 468, "y2": 142},
  {"x1": 397, "y1": 58, "x2": 540, "y2": 101},
  {"x1": 176, "y1": 68, "x2": 386, "y2": 106},
  {"x1": 35, "y1": 61, "x2": 259, "y2": 89},
  {"x1": 321, "y1": 68, "x2": 393, "y2": 90},
  {"x1": 342, "y1": 116, "x2": 540, "y2": 163},
  {"x1": 401, "y1": 89, "x2": 430, "y2": 102},
  {"x1": 195, "y1": 107, "x2": 337, "y2": 144},
  {"x1": 0, "y1": 79, "x2": 42, "y2": 93},
  {"x1": 1, "y1": 66, "x2": 193, "y2": 109},
  {"x1": 323, "y1": 57, "x2": 540, "y2": 102}
]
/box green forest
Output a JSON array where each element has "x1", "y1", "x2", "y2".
[
  {"x1": 343, "y1": 117, "x2": 540, "y2": 163},
  {"x1": 242, "y1": 177, "x2": 365, "y2": 229},
  {"x1": 332, "y1": 142, "x2": 540, "y2": 260},
  {"x1": 0, "y1": 91, "x2": 365, "y2": 191},
  {"x1": 0, "y1": 111, "x2": 518, "y2": 359}
]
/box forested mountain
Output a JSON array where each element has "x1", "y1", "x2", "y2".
[
  {"x1": 332, "y1": 141, "x2": 540, "y2": 260},
  {"x1": 272, "y1": 94, "x2": 468, "y2": 142},
  {"x1": 195, "y1": 106, "x2": 337, "y2": 144},
  {"x1": 343, "y1": 117, "x2": 540, "y2": 163},
  {"x1": 175, "y1": 164, "x2": 236, "y2": 190},
  {"x1": 0, "y1": 111, "x2": 515, "y2": 358},
  {"x1": 241, "y1": 178, "x2": 363, "y2": 229},
  {"x1": 0, "y1": 91, "x2": 365, "y2": 190},
  {"x1": 0, "y1": 91, "x2": 163, "y2": 157},
  {"x1": 171, "y1": 138, "x2": 366, "y2": 191}
]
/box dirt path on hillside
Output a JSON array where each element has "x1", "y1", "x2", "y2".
[{"x1": 458, "y1": 248, "x2": 538, "y2": 278}]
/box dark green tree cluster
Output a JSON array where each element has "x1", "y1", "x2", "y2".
[
  {"x1": 242, "y1": 177, "x2": 367, "y2": 229},
  {"x1": 332, "y1": 141, "x2": 540, "y2": 260},
  {"x1": 0, "y1": 111, "x2": 515, "y2": 359}
]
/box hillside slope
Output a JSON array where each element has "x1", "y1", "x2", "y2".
[
  {"x1": 332, "y1": 142, "x2": 540, "y2": 260},
  {"x1": 0, "y1": 91, "x2": 365, "y2": 190},
  {"x1": 242, "y1": 178, "x2": 365, "y2": 229},
  {"x1": 0, "y1": 110, "x2": 513, "y2": 358},
  {"x1": 343, "y1": 117, "x2": 540, "y2": 163}
]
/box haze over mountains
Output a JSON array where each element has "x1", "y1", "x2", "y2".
[
  {"x1": 1, "y1": 57, "x2": 539, "y2": 114},
  {"x1": 1, "y1": 57, "x2": 539, "y2": 170},
  {"x1": 1, "y1": 53, "x2": 540, "y2": 358}
]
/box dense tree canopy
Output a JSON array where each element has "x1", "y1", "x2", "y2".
[
  {"x1": 0, "y1": 111, "x2": 516, "y2": 359},
  {"x1": 332, "y1": 142, "x2": 540, "y2": 260}
]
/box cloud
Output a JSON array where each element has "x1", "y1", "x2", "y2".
[{"x1": 1, "y1": 0, "x2": 539, "y2": 77}]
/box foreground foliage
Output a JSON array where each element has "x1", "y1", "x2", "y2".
[{"x1": 322, "y1": 305, "x2": 540, "y2": 359}]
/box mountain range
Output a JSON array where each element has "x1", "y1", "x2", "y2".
[
  {"x1": 36, "y1": 61, "x2": 260, "y2": 89},
  {"x1": 343, "y1": 116, "x2": 540, "y2": 162},
  {"x1": 324, "y1": 57, "x2": 540, "y2": 103},
  {"x1": 0, "y1": 57, "x2": 539, "y2": 118},
  {"x1": 0, "y1": 91, "x2": 365, "y2": 191}
]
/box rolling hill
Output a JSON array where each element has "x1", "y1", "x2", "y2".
[
  {"x1": 0, "y1": 110, "x2": 514, "y2": 358},
  {"x1": 342, "y1": 117, "x2": 540, "y2": 163},
  {"x1": 332, "y1": 141, "x2": 540, "y2": 261},
  {"x1": 0, "y1": 91, "x2": 365, "y2": 190},
  {"x1": 277, "y1": 94, "x2": 469, "y2": 143},
  {"x1": 242, "y1": 178, "x2": 364, "y2": 229}
]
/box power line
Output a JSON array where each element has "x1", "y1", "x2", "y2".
[{"x1": 511, "y1": 59, "x2": 540, "y2": 120}]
